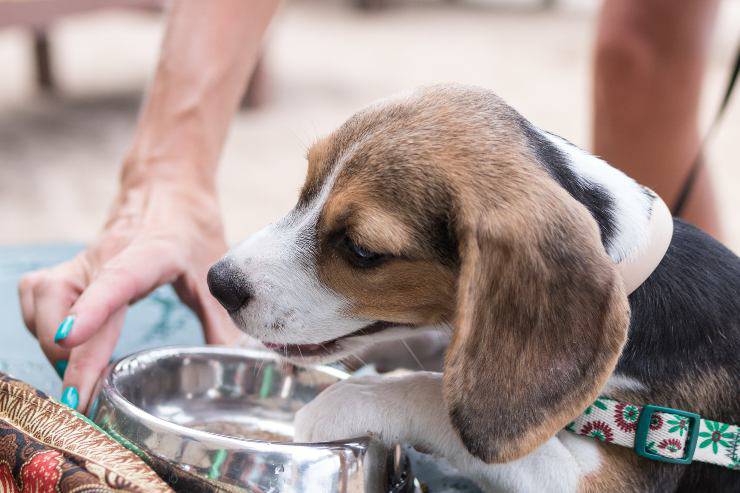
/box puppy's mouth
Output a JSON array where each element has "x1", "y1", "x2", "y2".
[{"x1": 261, "y1": 321, "x2": 399, "y2": 359}]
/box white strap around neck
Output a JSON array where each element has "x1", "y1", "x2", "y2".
[{"x1": 615, "y1": 194, "x2": 674, "y2": 295}]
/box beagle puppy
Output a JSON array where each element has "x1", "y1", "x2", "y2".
[{"x1": 208, "y1": 85, "x2": 739, "y2": 492}]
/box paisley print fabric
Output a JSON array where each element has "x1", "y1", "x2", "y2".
[{"x1": 0, "y1": 372, "x2": 171, "y2": 492}]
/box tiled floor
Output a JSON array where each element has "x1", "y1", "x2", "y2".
[{"x1": 1, "y1": 0, "x2": 738, "y2": 251}]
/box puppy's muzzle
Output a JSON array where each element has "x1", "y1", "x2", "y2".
[{"x1": 207, "y1": 259, "x2": 253, "y2": 313}]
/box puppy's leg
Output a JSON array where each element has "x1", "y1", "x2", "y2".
[{"x1": 294, "y1": 372, "x2": 603, "y2": 492}]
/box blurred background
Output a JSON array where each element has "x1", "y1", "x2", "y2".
[{"x1": 1, "y1": 0, "x2": 738, "y2": 251}]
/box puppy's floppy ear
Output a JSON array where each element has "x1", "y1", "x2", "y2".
[{"x1": 443, "y1": 184, "x2": 630, "y2": 463}]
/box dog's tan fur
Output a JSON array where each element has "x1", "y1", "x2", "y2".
[
  {"x1": 446, "y1": 179, "x2": 630, "y2": 463},
  {"x1": 299, "y1": 86, "x2": 631, "y2": 469}
]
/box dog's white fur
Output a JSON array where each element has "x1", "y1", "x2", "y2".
[
  {"x1": 541, "y1": 130, "x2": 654, "y2": 263},
  {"x1": 221, "y1": 92, "x2": 658, "y2": 491},
  {"x1": 295, "y1": 372, "x2": 603, "y2": 492},
  {"x1": 226, "y1": 130, "x2": 423, "y2": 363}
]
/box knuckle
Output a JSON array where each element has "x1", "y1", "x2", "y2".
[
  {"x1": 100, "y1": 264, "x2": 137, "y2": 293},
  {"x1": 65, "y1": 358, "x2": 102, "y2": 377},
  {"x1": 78, "y1": 267, "x2": 135, "y2": 315},
  {"x1": 18, "y1": 272, "x2": 39, "y2": 293},
  {"x1": 32, "y1": 273, "x2": 69, "y2": 298},
  {"x1": 31, "y1": 277, "x2": 51, "y2": 297}
]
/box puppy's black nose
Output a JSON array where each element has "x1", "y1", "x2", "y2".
[{"x1": 207, "y1": 260, "x2": 253, "y2": 313}]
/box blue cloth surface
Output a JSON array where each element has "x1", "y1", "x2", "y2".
[{"x1": 0, "y1": 244, "x2": 480, "y2": 493}]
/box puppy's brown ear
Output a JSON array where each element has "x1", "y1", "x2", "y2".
[{"x1": 443, "y1": 185, "x2": 630, "y2": 463}]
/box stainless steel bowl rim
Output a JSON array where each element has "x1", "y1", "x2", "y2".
[
  {"x1": 92, "y1": 345, "x2": 420, "y2": 493},
  {"x1": 98, "y1": 345, "x2": 355, "y2": 448}
]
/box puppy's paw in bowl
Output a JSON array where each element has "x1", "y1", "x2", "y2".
[
  {"x1": 293, "y1": 371, "x2": 572, "y2": 492},
  {"x1": 294, "y1": 372, "x2": 456, "y2": 454},
  {"x1": 294, "y1": 375, "x2": 396, "y2": 444}
]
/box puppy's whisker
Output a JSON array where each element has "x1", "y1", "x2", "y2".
[
  {"x1": 402, "y1": 339, "x2": 425, "y2": 371},
  {"x1": 351, "y1": 352, "x2": 368, "y2": 368}
]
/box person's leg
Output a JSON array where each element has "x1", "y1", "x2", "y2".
[{"x1": 593, "y1": 0, "x2": 722, "y2": 238}]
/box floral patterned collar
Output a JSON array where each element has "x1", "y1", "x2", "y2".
[
  {"x1": 574, "y1": 197, "x2": 739, "y2": 469},
  {"x1": 567, "y1": 397, "x2": 739, "y2": 470}
]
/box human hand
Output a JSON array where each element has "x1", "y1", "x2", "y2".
[{"x1": 18, "y1": 181, "x2": 245, "y2": 412}]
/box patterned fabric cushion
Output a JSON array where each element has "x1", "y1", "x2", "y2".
[{"x1": 0, "y1": 372, "x2": 171, "y2": 493}]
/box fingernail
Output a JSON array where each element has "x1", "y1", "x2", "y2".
[
  {"x1": 54, "y1": 360, "x2": 68, "y2": 378},
  {"x1": 61, "y1": 386, "x2": 79, "y2": 410},
  {"x1": 54, "y1": 316, "x2": 74, "y2": 343}
]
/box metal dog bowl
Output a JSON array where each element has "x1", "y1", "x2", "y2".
[{"x1": 89, "y1": 346, "x2": 417, "y2": 492}]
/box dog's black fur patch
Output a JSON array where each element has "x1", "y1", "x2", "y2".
[
  {"x1": 621, "y1": 220, "x2": 740, "y2": 379},
  {"x1": 517, "y1": 119, "x2": 618, "y2": 255},
  {"x1": 619, "y1": 220, "x2": 739, "y2": 491},
  {"x1": 517, "y1": 115, "x2": 738, "y2": 488}
]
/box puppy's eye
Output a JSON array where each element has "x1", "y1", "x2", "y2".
[{"x1": 342, "y1": 235, "x2": 386, "y2": 268}]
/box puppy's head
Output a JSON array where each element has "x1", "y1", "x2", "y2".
[{"x1": 209, "y1": 85, "x2": 630, "y2": 462}]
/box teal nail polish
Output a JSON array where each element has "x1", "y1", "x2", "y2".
[
  {"x1": 54, "y1": 360, "x2": 68, "y2": 378},
  {"x1": 61, "y1": 386, "x2": 79, "y2": 410},
  {"x1": 54, "y1": 316, "x2": 74, "y2": 343}
]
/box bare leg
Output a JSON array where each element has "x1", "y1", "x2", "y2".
[{"x1": 593, "y1": 0, "x2": 722, "y2": 238}]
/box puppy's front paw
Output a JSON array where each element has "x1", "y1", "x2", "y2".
[
  {"x1": 294, "y1": 373, "x2": 591, "y2": 493},
  {"x1": 294, "y1": 375, "x2": 400, "y2": 444},
  {"x1": 294, "y1": 372, "x2": 455, "y2": 452}
]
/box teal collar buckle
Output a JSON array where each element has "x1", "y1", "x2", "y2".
[
  {"x1": 568, "y1": 397, "x2": 738, "y2": 469},
  {"x1": 634, "y1": 405, "x2": 700, "y2": 465}
]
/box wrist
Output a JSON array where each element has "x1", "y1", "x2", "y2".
[
  {"x1": 107, "y1": 175, "x2": 222, "y2": 235},
  {"x1": 120, "y1": 103, "x2": 222, "y2": 193},
  {"x1": 119, "y1": 153, "x2": 218, "y2": 193}
]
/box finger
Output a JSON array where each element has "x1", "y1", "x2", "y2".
[
  {"x1": 18, "y1": 271, "x2": 42, "y2": 336},
  {"x1": 56, "y1": 245, "x2": 181, "y2": 349},
  {"x1": 32, "y1": 274, "x2": 78, "y2": 374},
  {"x1": 60, "y1": 306, "x2": 126, "y2": 412}
]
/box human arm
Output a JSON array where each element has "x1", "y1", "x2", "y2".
[{"x1": 18, "y1": 0, "x2": 280, "y2": 411}]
